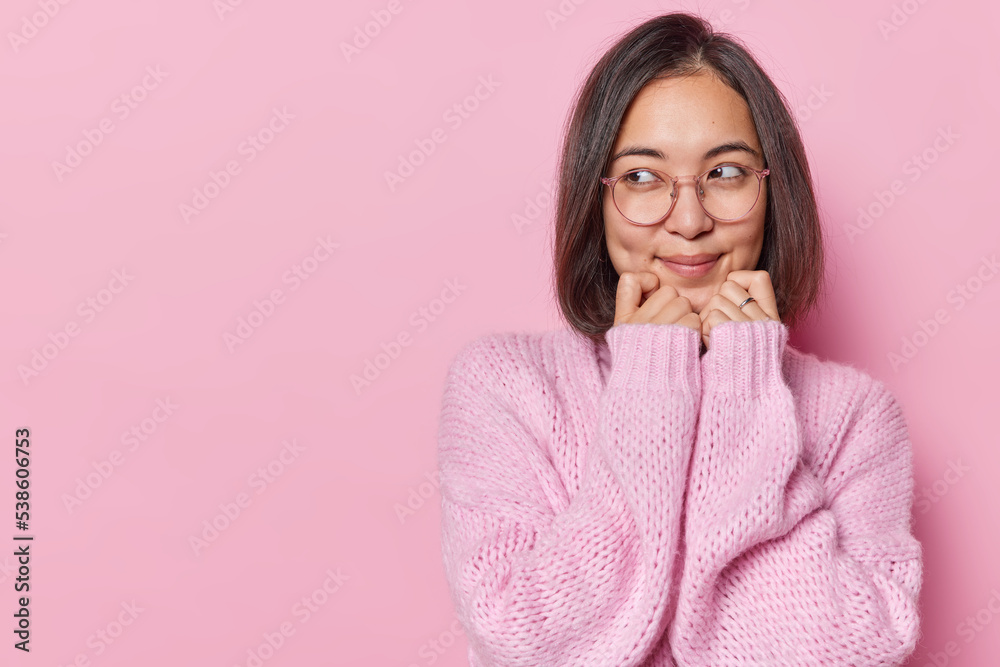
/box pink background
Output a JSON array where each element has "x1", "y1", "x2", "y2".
[{"x1": 1, "y1": 0, "x2": 997, "y2": 665}]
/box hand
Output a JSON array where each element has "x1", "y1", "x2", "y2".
[
  {"x1": 699, "y1": 270, "x2": 780, "y2": 350},
  {"x1": 613, "y1": 271, "x2": 702, "y2": 333}
]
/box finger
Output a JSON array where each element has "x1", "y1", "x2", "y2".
[
  {"x1": 701, "y1": 307, "x2": 731, "y2": 349},
  {"x1": 717, "y1": 280, "x2": 770, "y2": 321},
  {"x1": 726, "y1": 270, "x2": 780, "y2": 321},
  {"x1": 703, "y1": 307, "x2": 734, "y2": 328},
  {"x1": 677, "y1": 311, "x2": 702, "y2": 333},
  {"x1": 614, "y1": 272, "x2": 660, "y2": 325},
  {"x1": 636, "y1": 284, "x2": 692, "y2": 324},
  {"x1": 702, "y1": 292, "x2": 750, "y2": 325},
  {"x1": 653, "y1": 294, "x2": 696, "y2": 327}
]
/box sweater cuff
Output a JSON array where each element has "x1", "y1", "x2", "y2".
[
  {"x1": 604, "y1": 323, "x2": 701, "y2": 393},
  {"x1": 702, "y1": 319, "x2": 789, "y2": 396}
]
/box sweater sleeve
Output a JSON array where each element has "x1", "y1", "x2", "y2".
[
  {"x1": 669, "y1": 319, "x2": 922, "y2": 666},
  {"x1": 437, "y1": 324, "x2": 701, "y2": 666}
]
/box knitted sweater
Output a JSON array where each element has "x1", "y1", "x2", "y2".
[{"x1": 436, "y1": 319, "x2": 922, "y2": 666}]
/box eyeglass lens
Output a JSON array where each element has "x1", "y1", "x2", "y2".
[{"x1": 612, "y1": 165, "x2": 763, "y2": 224}]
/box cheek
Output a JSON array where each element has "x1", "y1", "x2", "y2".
[
  {"x1": 605, "y1": 224, "x2": 648, "y2": 265},
  {"x1": 750, "y1": 215, "x2": 766, "y2": 260},
  {"x1": 603, "y1": 207, "x2": 641, "y2": 262},
  {"x1": 741, "y1": 212, "x2": 766, "y2": 257},
  {"x1": 724, "y1": 221, "x2": 765, "y2": 270},
  {"x1": 742, "y1": 227, "x2": 764, "y2": 251},
  {"x1": 602, "y1": 195, "x2": 614, "y2": 221}
]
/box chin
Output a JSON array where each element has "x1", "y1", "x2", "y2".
[{"x1": 675, "y1": 285, "x2": 716, "y2": 316}]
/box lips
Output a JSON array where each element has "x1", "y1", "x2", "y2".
[
  {"x1": 657, "y1": 253, "x2": 720, "y2": 278},
  {"x1": 659, "y1": 253, "x2": 719, "y2": 265}
]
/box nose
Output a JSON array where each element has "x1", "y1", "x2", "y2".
[{"x1": 662, "y1": 176, "x2": 714, "y2": 238}]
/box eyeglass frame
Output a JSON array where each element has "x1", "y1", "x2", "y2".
[{"x1": 599, "y1": 163, "x2": 771, "y2": 225}]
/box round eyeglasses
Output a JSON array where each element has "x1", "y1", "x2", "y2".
[{"x1": 600, "y1": 163, "x2": 770, "y2": 225}]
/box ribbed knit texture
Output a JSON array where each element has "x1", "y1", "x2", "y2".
[{"x1": 437, "y1": 319, "x2": 922, "y2": 666}]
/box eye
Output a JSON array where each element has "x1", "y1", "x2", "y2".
[
  {"x1": 706, "y1": 164, "x2": 748, "y2": 181},
  {"x1": 622, "y1": 169, "x2": 661, "y2": 185}
]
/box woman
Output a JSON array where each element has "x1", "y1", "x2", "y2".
[{"x1": 437, "y1": 12, "x2": 921, "y2": 666}]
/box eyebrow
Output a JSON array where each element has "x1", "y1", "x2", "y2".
[{"x1": 610, "y1": 140, "x2": 760, "y2": 164}]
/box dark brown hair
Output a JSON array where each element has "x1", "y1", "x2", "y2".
[{"x1": 553, "y1": 12, "x2": 824, "y2": 345}]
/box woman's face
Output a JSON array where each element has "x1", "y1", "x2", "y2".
[{"x1": 602, "y1": 71, "x2": 768, "y2": 315}]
